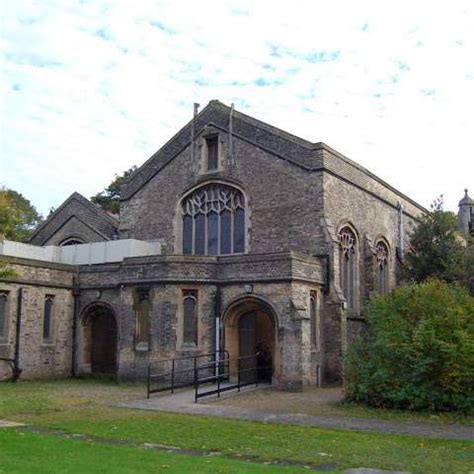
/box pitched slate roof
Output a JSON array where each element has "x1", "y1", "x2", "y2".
[
  {"x1": 29, "y1": 192, "x2": 118, "y2": 245},
  {"x1": 120, "y1": 100, "x2": 426, "y2": 214},
  {"x1": 120, "y1": 100, "x2": 319, "y2": 200}
]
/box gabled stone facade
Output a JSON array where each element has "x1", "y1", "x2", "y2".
[
  {"x1": 29, "y1": 192, "x2": 118, "y2": 246},
  {"x1": 1, "y1": 101, "x2": 427, "y2": 388}
]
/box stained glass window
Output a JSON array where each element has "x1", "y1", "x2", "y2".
[{"x1": 182, "y1": 184, "x2": 246, "y2": 255}]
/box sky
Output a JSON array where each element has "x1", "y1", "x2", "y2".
[{"x1": 1, "y1": 0, "x2": 473, "y2": 217}]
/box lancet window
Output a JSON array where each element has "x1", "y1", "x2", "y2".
[
  {"x1": 134, "y1": 289, "x2": 151, "y2": 348},
  {"x1": 338, "y1": 226, "x2": 357, "y2": 310},
  {"x1": 375, "y1": 240, "x2": 389, "y2": 294}
]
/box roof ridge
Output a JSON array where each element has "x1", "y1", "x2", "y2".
[{"x1": 210, "y1": 100, "x2": 314, "y2": 148}]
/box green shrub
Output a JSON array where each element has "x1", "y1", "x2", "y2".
[{"x1": 344, "y1": 279, "x2": 474, "y2": 412}]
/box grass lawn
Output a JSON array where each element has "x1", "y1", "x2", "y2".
[
  {"x1": 0, "y1": 379, "x2": 472, "y2": 473},
  {"x1": 0, "y1": 430, "x2": 309, "y2": 474},
  {"x1": 209, "y1": 386, "x2": 474, "y2": 425}
]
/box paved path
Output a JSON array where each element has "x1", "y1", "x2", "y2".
[{"x1": 118, "y1": 386, "x2": 474, "y2": 442}]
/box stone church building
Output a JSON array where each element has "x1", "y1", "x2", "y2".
[{"x1": 1, "y1": 100, "x2": 431, "y2": 388}]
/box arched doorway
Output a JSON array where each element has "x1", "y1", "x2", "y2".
[
  {"x1": 222, "y1": 296, "x2": 278, "y2": 384},
  {"x1": 79, "y1": 304, "x2": 117, "y2": 376}
]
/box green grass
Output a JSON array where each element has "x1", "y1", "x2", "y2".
[
  {"x1": 334, "y1": 400, "x2": 474, "y2": 424},
  {"x1": 0, "y1": 430, "x2": 311, "y2": 473},
  {"x1": 1, "y1": 379, "x2": 472, "y2": 473}
]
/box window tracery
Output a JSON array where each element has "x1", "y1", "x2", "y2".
[
  {"x1": 182, "y1": 184, "x2": 246, "y2": 255},
  {"x1": 338, "y1": 226, "x2": 357, "y2": 310},
  {"x1": 375, "y1": 240, "x2": 389, "y2": 294}
]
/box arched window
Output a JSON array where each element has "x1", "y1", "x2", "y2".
[
  {"x1": 183, "y1": 290, "x2": 198, "y2": 345},
  {"x1": 0, "y1": 292, "x2": 8, "y2": 340},
  {"x1": 338, "y1": 226, "x2": 357, "y2": 310},
  {"x1": 134, "y1": 289, "x2": 151, "y2": 348},
  {"x1": 309, "y1": 291, "x2": 319, "y2": 348},
  {"x1": 182, "y1": 184, "x2": 246, "y2": 255},
  {"x1": 43, "y1": 295, "x2": 54, "y2": 342},
  {"x1": 375, "y1": 240, "x2": 389, "y2": 294},
  {"x1": 60, "y1": 237, "x2": 85, "y2": 246}
]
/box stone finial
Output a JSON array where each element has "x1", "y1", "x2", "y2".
[{"x1": 459, "y1": 188, "x2": 474, "y2": 206}]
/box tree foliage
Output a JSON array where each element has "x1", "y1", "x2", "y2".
[
  {"x1": 91, "y1": 166, "x2": 137, "y2": 215},
  {"x1": 344, "y1": 279, "x2": 474, "y2": 413},
  {"x1": 0, "y1": 188, "x2": 42, "y2": 242},
  {"x1": 402, "y1": 196, "x2": 466, "y2": 285}
]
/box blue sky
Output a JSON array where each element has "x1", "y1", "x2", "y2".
[{"x1": 1, "y1": 0, "x2": 473, "y2": 216}]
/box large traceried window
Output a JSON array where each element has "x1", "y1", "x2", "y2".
[
  {"x1": 375, "y1": 240, "x2": 389, "y2": 294},
  {"x1": 182, "y1": 184, "x2": 246, "y2": 256},
  {"x1": 338, "y1": 226, "x2": 357, "y2": 310}
]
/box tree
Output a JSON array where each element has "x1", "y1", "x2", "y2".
[
  {"x1": 344, "y1": 279, "x2": 474, "y2": 413},
  {"x1": 0, "y1": 188, "x2": 43, "y2": 242},
  {"x1": 402, "y1": 196, "x2": 465, "y2": 285},
  {"x1": 91, "y1": 166, "x2": 137, "y2": 215}
]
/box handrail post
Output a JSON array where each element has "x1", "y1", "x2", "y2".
[
  {"x1": 217, "y1": 361, "x2": 221, "y2": 398},
  {"x1": 171, "y1": 359, "x2": 175, "y2": 394},
  {"x1": 255, "y1": 354, "x2": 259, "y2": 387},
  {"x1": 147, "y1": 364, "x2": 150, "y2": 399},
  {"x1": 238, "y1": 358, "x2": 241, "y2": 392},
  {"x1": 194, "y1": 356, "x2": 198, "y2": 403}
]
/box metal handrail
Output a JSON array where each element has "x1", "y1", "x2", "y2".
[
  {"x1": 147, "y1": 350, "x2": 229, "y2": 398},
  {"x1": 194, "y1": 352, "x2": 272, "y2": 402}
]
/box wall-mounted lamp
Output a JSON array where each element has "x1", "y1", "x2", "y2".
[
  {"x1": 341, "y1": 301, "x2": 347, "y2": 311},
  {"x1": 244, "y1": 284, "x2": 253, "y2": 294}
]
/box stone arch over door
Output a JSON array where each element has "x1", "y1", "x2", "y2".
[
  {"x1": 222, "y1": 295, "x2": 279, "y2": 383},
  {"x1": 78, "y1": 303, "x2": 118, "y2": 376}
]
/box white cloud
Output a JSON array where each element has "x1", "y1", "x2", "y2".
[{"x1": 1, "y1": 0, "x2": 473, "y2": 216}]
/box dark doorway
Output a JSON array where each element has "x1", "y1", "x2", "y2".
[
  {"x1": 238, "y1": 311, "x2": 273, "y2": 383},
  {"x1": 81, "y1": 305, "x2": 117, "y2": 376}
]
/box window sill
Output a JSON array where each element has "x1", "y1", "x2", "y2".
[
  {"x1": 135, "y1": 343, "x2": 149, "y2": 352},
  {"x1": 41, "y1": 341, "x2": 55, "y2": 347},
  {"x1": 177, "y1": 344, "x2": 200, "y2": 352},
  {"x1": 346, "y1": 315, "x2": 365, "y2": 322},
  {"x1": 202, "y1": 168, "x2": 220, "y2": 174}
]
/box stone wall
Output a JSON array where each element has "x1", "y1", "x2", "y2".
[
  {"x1": 0, "y1": 257, "x2": 75, "y2": 380},
  {"x1": 75, "y1": 252, "x2": 326, "y2": 385},
  {"x1": 119, "y1": 132, "x2": 326, "y2": 257}
]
